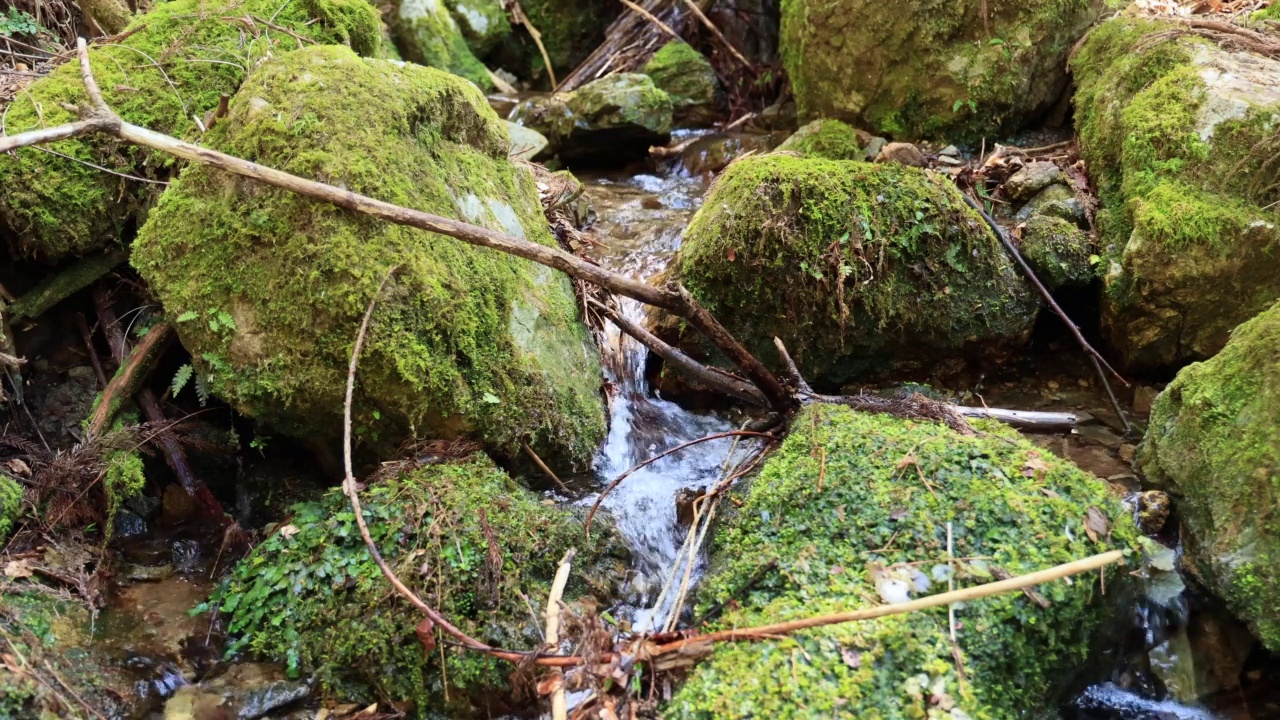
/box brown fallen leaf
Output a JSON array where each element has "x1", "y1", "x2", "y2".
[
  {"x1": 1084, "y1": 506, "x2": 1111, "y2": 543},
  {"x1": 536, "y1": 675, "x2": 563, "y2": 696},
  {"x1": 415, "y1": 617, "x2": 436, "y2": 654},
  {"x1": 4, "y1": 458, "x2": 30, "y2": 477},
  {"x1": 278, "y1": 523, "x2": 300, "y2": 539},
  {"x1": 841, "y1": 648, "x2": 863, "y2": 669},
  {"x1": 3, "y1": 559, "x2": 32, "y2": 578},
  {"x1": 1022, "y1": 453, "x2": 1051, "y2": 479}
]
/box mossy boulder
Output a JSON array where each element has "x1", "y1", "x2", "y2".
[
  {"x1": 514, "y1": 73, "x2": 672, "y2": 165},
  {"x1": 1021, "y1": 215, "x2": 1094, "y2": 291},
  {"x1": 642, "y1": 41, "x2": 723, "y2": 127},
  {"x1": 1138, "y1": 300, "x2": 1280, "y2": 652},
  {"x1": 775, "y1": 118, "x2": 864, "y2": 160},
  {"x1": 661, "y1": 154, "x2": 1039, "y2": 386},
  {"x1": 386, "y1": 0, "x2": 492, "y2": 89},
  {"x1": 1072, "y1": 18, "x2": 1280, "y2": 371},
  {"x1": 0, "y1": 0, "x2": 380, "y2": 262},
  {"x1": 214, "y1": 454, "x2": 627, "y2": 716},
  {"x1": 667, "y1": 404, "x2": 1134, "y2": 718},
  {"x1": 780, "y1": 0, "x2": 1104, "y2": 142},
  {"x1": 131, "y1": 46, "x2": 606, "y2": 471},
  {"x1": 446, "y1": 0, "x2": 512, "y2": 56}
]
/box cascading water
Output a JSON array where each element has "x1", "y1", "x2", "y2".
[{"x1": 579, "y1": 171, "x2": 757, "y2": 632}]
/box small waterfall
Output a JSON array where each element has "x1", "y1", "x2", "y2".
[{"x1": 581, "y1": 172, "x2": 756, "y2": 632}]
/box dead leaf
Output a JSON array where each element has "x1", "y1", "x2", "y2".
[
  {"x1": 1040, "y1": 487, "x2": 1060, "y2": 499},
  {"x1": 726, "y1": 247, "x2": 736, "y2": 262},
  {"x1": 356, "y1": 703, "x2": 378, "y2": 716},
  {"x1": 841, "y1": 648, "x2": 863, "y2": 668},
  {"x1": 3, "y1": 560, "x2": 32, "y2": 578},
  {"x1": 536, "y1": 675, "x2": 563, "y2": 696},
  {"x1": 415, "y1": 617, "x2": 436, "y2": 654},
  {"x1": 4, "y1": 458, "x2": 30, "y2": 477},
  {"x1": 1022, "y1": 453, "x2": 1051, "y2": 479},
  {"x1": 278, "y1": 523, "x2": 300, "y2": 539},
  {"x1": 1084, "y1": 506, "x2": 1111, "y2": 543},
  {"x1": 895, "y1": 454, "x2": 918, "y2": 470}
]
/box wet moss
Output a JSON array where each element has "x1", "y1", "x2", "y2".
[
  {"x1": 0, "y1": 0, "x2": 380, "y2": 261},
  {"x1": 667, "y1": 154, "x2": 1038, "y2": 385},
  {"x1": 212, "y1": 455, "x2": 626, "y2": 716},
  {"x1": 1020, "y1": 215, "x2": 1093, "y2": 290},
  {"x1": 775, "y1": 119, "x2": 864, "y2": 160},
  {"x1": 387, "y1": 0, "x2": 492, "y2": 89},
  {"x1": 1138, "y1": 300, "x2": 1280, "y2": 652},
  {"x1": 0, "y1": 475, "x2": 21, "y2": 544},
  {"x1": 447, "y1": 0, "x2": 512, "y2": 56},
  {"x1": 132, "y1": 46, "x2": 606, "y2": 471},
  {"x1": 780, "y1": 0, "x2": 1104, "y2": 142},
  {"x1": 1072, "y1": 17, "x2": 1280, "y2": 369},
  {"x1": 668, "y1": 404, "x2": 1135, "y2": 719},
  {"x1": 642, "y1": 41, "x2": 721, "y2": 127}
]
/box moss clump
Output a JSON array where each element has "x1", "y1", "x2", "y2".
[
  {"x1": 132, "y1": 46, "x2": 606, "y2": 471},
  {"x1": 516, "y1": 73, "x2": 673, "y2": 164},
  {"x1": 0, "y1": 0, "x2": 380, "y2": 262},
  {"x1": 1072, "y1": 18, "x2": 1280, "y2": 370},
  {"x1": 1138, "y1": 300, "x2": 1280, "y2": 651},
  {"x1": 665, "y1": 154, "x2": 1038, "y2": 385},
  {"x1": 0, "y1": 475, "x2": 21, "y2": 544},
  {"x1": 446, "y1": 0, "x2": 512, "y2": 56},
  {"x1": 213, "y1": 455, "x2": 626, "y2": 716},
  {"x1": 668, "y1": 404, "x2": 1135, "y2": 719},
  {"x1": 780, "y1": 0, "x2": 1104, "y2": 141},
  {"x1": 386, "y1": 0, "x2": 492, "y2": 89},
  {"x1": 775, "y1": 119, "x2": 864, "y2": 160},
  {"x1": 1021, "y1": 215, "x2": 1094, "y2": 290},
  {"x1": 642, "y1": 41, "x2": 722, "y2": 127}
]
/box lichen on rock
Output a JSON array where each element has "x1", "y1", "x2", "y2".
[
  {"x1": 213, "y1": 454, "x2": 627, "y2": 716},
  {"x1": 642, "y1": 41, "x2": 723, "y2": 127},
  {"x1": 775, "y1": 118, "x2": 864, "y2": 160},
  {"x1": 1072, "y1": 17, "x2": 1280, "y2": 371},
  {"x1": 780, "y1": 0, "x2": 1105, "y2": 141},
  {"x1": 661, "y1": 154, "x2": 1039, "y2": 386},
  {"x1": 131, "y1": 46, "x2": 606, "y2": 471},
  {"x1": 0, "y1": 0, "x2": 381, "y2": 262},
  {"x1": 1138, "y1": 300, "x2": 1280, "y2": 652},
  {"x1": 667, "y1": 404, "x2": 1135, "y2": 719}
]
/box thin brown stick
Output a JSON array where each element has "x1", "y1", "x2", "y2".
[
  {"x1": 85, "y1": 321, "x2": 172, "y2": 436},
  {"x1": 585, "y1": 430, "x2": 777, "y2": 534},
  {"x1": 509, "y1": 1, "x2": 558, "y2": 89},
  {"x1": 76, "y1": 313, "x2": 108, "y2": 389},
  {"x1": 678, "y1": 0, "x2": 752, "y2": 69},
  {"x1": 772, "y1": 337, "x2": 812, "y2": 395},
  {"x1": 523, "y1": 441, "x2": 571, "y2": 494},
  {"x1": 617, "y1": 0, "x2": 682, "y2": 41},
  {"x1": 649, "y1": 550, "x2": 1125, "y2": 655},
  {"x1": 545, "y1": 548, "x2": 576, "y2": 720}
]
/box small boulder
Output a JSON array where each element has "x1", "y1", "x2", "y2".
[
  {"x1": 502, "y1": 120, "x2": 549, "y2": 161},
  {"x1": 658, "y1": 154, "x2": 1039, "y2": 386},
  {"x1": 1138, "y1": 300, "x2": 1280, "y2": 651},
  {"x1": 446, "y1": 0, "x2": 512, "y2": 56},
  {"x1": 782, "y1": 0, "x2": 1105, "y2": 141},
  {"x1": 386, "y1": 0, "x2": 492, "y2": 88},
  {"x1": 667, "y1": 404, "x2": 1134, "y2": 718},
  {"x1": 642, "y1": 41, "x2": 723, "y2": 127},
  {"x1": 873, "y1": 141, "x2": 927, "y2": 167},
  {"x1": 1015, "y1": 183, "x2": 1080, "y2": 223},
  {"x1": 1073, "y1": 17, "x2": 1280, "y2": 371},
  {"x1": 514, "y1": 73, "x2": 673, "y2": 165},
  {"x1": 1005, "y1": 161, "x2": 1065, "y2": 201},
  {"x1": 215, "y1": 454, "x2": 628, "y2": 715},
  {"x1": 775, "y1": 119, "x2": 864, "y2": 160},
  {"x1": 1020, "y1": 215, "x2": 1094, "y2": 290},
  {"x1": 133, "y1": 47, "x2": 606, "y2": 471}
]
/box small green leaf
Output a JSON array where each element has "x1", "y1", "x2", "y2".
[
  {"x1": 481, "y1": 391, "x2": 501, "y2": 404},
  {"x1": 175, "y1": 310, "x2": 198, "y2": 323},
  {"x1": 1089, "y1": 254, "x2": 1102, "y2": 266}
]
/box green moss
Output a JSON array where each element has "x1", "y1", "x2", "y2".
[
  {"x1": 6, "y1": 249, "x2": 128, "y2": 320},
  {"x1": 1252, "y1": 4, "x2": 1280, "y2": 21},
  {"x1": 1138, "y1": 300, "x2": 1280, "y2": 651},
  {"x1": 387, "y1": 0, "x2": 492, "y2": 89},
  {"x1": 514, "y1": 0, "x2": 614, "y2": 81},
  {"x1": 775, "y1": 119, "x2": 864, "y2": 160},
  {"x1": 668, "y1": 154, "x2": 1038, "y2": 385},
  {"x1": 132, "y1": 46, "x2": 605, "y2": 471},
  {"x1": 1072, "y1": 17, "x2": 1280, "y2": 369},
  {"x1": 566, "y1": 73, "x2": 672, "y2": 134},
  {"x1": 1020, "y1": 215, "x2": 1093, "y2": 290},
  {"x1": 642, "y1": 41, "x2": 722, "y2": 127},
  {"x1": 780, "y1": 0, "x2": 1104, "y2": 141},
  {"x1": 0, "y1": 0, "x2": 380, "y2": 261},
  {"x1": 447, "y1": 0, "x2": 512, "y2": 56},
  {"x1": 213, "y1": 455, "x2": 626, "y2": 716},
  {"x1": 668, "y1": 404, "x2": 1135, "y2": 719},
  {"x1": 103, "y1": 450, "x2": 144, "y2": 543},
  {"x1": 0, "y1": 474, "x2": 21, "y2": 544}
]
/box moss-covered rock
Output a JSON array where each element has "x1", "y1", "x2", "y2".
[
  {"x1": 214, "y1": 454, "x2": 627, "y2": 716},
  {"x1": 780, "y1": 0, "x2": 1104, "y2": 142},
  {"x1": 1072, "y1": 18, "x2": 1280, "y2": 371},
  {"x1": 386, "y1": 0, "x2": 492, "y2": 89},
  {"x1": 662, "y1": 154, "x2": 1039, "y2": 386},
  {"x1": 642, "y1": 41, "x2": 723, "y2": 127},
  {"x1": 1138, "y1": 300, "x2": 1280, "y2": 652},
  {"x1": 775, "y1": 118, "x2": 864, "y2": 160},
  {"x1": 0, "y1": 475, "x2": 21, "y2": 544},
  {"x1": 446, "y1": 0, "x2": 512, "y2": 56},
  {"x1": 512, "y1": 0, "x2": 617, "y2": 82},
  {"x1": 131, "y1": 46, "x2": 606, "y2": 471},
  {"x1": 0, "y1": 0, "x2": 380, "y2": 262},
  {"x1": 514, "y1": 73, "x2": 672, "y2": 165},
  {"x1": 667, "y1": 404, "x2": 1134, "y2": 719},
  {"x1": 1021, "y1": 215, "x2": 1094, "y2": 291}
]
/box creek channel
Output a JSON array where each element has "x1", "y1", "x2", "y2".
[{"x1": 86, "y1": 132, "x2": 1276, "y2": 719}]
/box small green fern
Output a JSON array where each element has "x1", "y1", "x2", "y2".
[{"x1": 171, "y1": 364, "x2": 194, "y2": 397}]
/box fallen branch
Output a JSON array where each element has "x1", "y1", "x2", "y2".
[
  {"x1": 84, "y1": 320, "x2": 172, "y2": 436},
  {"x1": 544, "y1": 548, "x2": 576, "y2": 720},
  {"x1": 648, "y1": 549, "x2": 1125, "y2": 656},
  {"x1": 954, "y1": 406, "x2": 1086, "y2": 431},
  {"x1": 509, "y1": 1, "x2": 558, "y2": 89},
  {"x1": 617, "y1": 0, "x2": 682, "y2": 41},
  {"x1": 523, "y1": 441, "x2": 572, "y2": 494},
  {"x1": 678, "y1": 0, "x2": 752, "y2": 70}
]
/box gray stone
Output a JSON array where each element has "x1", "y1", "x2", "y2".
[
  {"x1": 1005, "y1": 161, "x2": 1064, "y2": 201},
  {"x1": 502, "y1": 120, "x2": 549, "y2": 162},
  {"x1": 1015, "y1": 183, "x2": 1077, "y2": 223},
  {"x1": 862, "y1": 136, "x2": 887, "y2": 161},
  {"x1": 873, "y1": 142, "x2": 926, "y2": 167}
]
